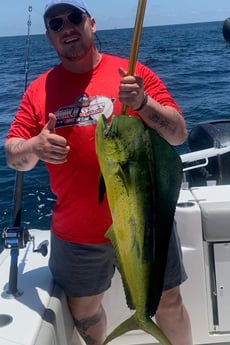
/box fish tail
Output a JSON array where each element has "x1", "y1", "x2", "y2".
[
  {"x1": 104, "y1": 313, "x2": 172, "y2": 345},
  {"x1": 103, "y1": 314, "x2": 138, "y2": 345},
  {"x1": 140, "y1": 315, "x2": 172, "y2": 345}
]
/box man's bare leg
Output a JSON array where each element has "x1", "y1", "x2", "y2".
[
  {"x1": 68, "y1": 293, "x2": 106, "y2": 345},
  {"x1": 155, "y1": 286, "x2": 193, "y2": 345}
]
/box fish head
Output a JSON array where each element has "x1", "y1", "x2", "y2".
[
  {"x1": 95, "y1": 114, "x2": 150, "y2": 201},
  {"x1": 96, "y1": 114, "x2": 146, "y2": 168}
]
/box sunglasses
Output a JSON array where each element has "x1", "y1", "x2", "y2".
[{"x1": 48, "y1": 12, "x2": 85, "y2": 32}]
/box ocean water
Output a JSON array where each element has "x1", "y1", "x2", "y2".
[{"x1": 0, "y1": 21, "x2": 230, "y2": 232}]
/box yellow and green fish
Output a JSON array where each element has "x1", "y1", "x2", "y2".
[{"x1": 96, "y1": 114, "x2": 183, "y2": 345}]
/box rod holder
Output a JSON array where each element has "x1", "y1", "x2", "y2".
[
  {"x1": 1, "y1": 227, "x2": 49, "y2": 299},
  {"x1": 1, "y1": 227, "x2": 30, "y2": 298}
]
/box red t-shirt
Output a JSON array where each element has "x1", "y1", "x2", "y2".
[{"x1": 6, "y1": 53, "x2": 182, "y2": 244}]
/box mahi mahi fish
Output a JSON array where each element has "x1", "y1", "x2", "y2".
[{"x1": 95, "y1": 114, "x2": 183, "y2": 345}]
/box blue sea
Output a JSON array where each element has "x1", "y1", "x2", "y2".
[{"x1": 0, "y1": 21, "x2": 230, "y2": 232}]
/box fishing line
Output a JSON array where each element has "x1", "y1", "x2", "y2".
[
  {"x1": 12, "y1": 6, "x2": 32, "y2": 228},
  {"x1": 95, "y1": 33, "x2": 102, "y2": 53}
]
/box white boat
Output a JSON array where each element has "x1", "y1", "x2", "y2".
[{"x1": 1, "y1": 119, "x2": 230, "y2": 345}]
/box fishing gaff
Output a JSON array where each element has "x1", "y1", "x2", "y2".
[{"x1": 121, "y1": 0, "x2": 147, "y2": 115}]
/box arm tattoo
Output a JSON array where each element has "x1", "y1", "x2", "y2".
[
  {"x1": 5, "y1": 139, "x2": 26, "y2": 155},
  {"x1": 149, "y1": 111, "x2": 177, "y2": 136},
  {"x1": 5, "y1": 140, "x2": 30, "y2": 168},
  {"x1": 11, "y1": 158, "x2": 30, "y2": 170}
]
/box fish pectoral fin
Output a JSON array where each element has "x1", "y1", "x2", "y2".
[
  {"x1": 116, "y1": 163, "x2": 129, "y2": 195},
  {"x1": 104, "y1": 313, "x2": 172, "y2": 345},
  {"x1": 98, "y1": 173, "x2": 106, "y2": 204}
]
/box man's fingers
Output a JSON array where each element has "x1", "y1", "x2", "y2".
[{"x1": 46, "y1": 113, "x2": 57, "y2": 133}]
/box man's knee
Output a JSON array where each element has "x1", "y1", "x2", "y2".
[
  {"x1": 156, "y1": 286, "x2": 183, "y2": 315},
  {"x1": 68, "y1": 293, "x2": 104, "y2": 320}
]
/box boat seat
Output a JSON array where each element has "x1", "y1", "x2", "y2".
[{"x1": 199, "y1": 201, "x2": 230, "y2": 242}]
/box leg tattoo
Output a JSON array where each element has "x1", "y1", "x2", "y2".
[{"x1": 74, "y1": 307, "x2": 104, "y2": 345}]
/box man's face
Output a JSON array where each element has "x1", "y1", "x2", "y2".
[{"x1": 45, "y1": 5, "x2": 96, "y2": 61}]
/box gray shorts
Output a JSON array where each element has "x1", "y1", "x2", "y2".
[{"x1": 49, "y1": 222, "x2": 187, "y2": 297}]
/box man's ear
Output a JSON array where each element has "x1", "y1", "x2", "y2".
[{"x1": 90, "y1": 17, "x2": 96, "y2": 34}]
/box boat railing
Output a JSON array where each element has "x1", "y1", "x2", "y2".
[{"x1": 180, "y1": 145, "x2": 230, "y2": 172}]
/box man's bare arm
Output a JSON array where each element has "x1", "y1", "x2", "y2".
[
  {"x1": 5, "y1": 137, "x2": 40, "y2": 171},
  {"x1": 118, "y1": 68, "x2": 187, "y2": 145},
  {"x1": 5, "y1": 113, "x2": 70, "y2": 171}
]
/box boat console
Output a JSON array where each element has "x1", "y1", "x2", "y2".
[
  {"x1": 174, "y1": 120, "x2": 230, "y2": 344},
  {"x1": 176, "y1": 185, "x2": 230, "y2": 344}
]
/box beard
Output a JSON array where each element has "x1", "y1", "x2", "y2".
[{"x1": 58, "y1": 39, "x2": 94, "y2": 61}]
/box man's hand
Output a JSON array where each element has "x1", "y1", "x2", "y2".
[
  {"x1": 5, "y1": 113, "x2": 70, "y2": 171},
  {"x1": 34, "y1": 113, "x2": 70, "y2": 164},
  {"x1": 118, "y1": 67, "x2": 146, "y2": 111}
]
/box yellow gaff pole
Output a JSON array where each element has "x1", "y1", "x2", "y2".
[{"x1": 121, "y1": 0, "x2": 147, "y2": 115}]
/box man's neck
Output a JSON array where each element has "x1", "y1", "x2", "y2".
[{"x1": 61, "y1": 48, "x2": 102, "y2": 74}]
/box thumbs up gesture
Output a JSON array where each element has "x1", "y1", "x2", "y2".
[
  {"x1": 34, "y1": 113, "x2": 70, "y2": 164},
  {"x1": 46, "y1": 112, "x2": 57, "y2": 134}
]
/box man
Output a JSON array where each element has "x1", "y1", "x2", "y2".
[{"x1": 5, "y1": 1, "x2": 192, "y2": 344}]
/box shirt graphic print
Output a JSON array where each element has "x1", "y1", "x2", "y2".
[{"x1": 55, "y1": 94, "x2": 115, "y2": 128}]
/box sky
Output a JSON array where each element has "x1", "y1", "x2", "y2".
[{"x1": 0, "y1": 0, "x2": 230, "y2": 37}]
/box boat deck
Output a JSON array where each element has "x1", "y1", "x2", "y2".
[{"x1": 1, "y1": 185, "x2": 230, "y2": 344}]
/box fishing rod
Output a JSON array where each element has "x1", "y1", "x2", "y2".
[
  {"x1": 1, "y1": 6, "x2": 33, "y2": 298},
  {"x1": 13, "y1": 5, "x2": 32, "y2": 228}
]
